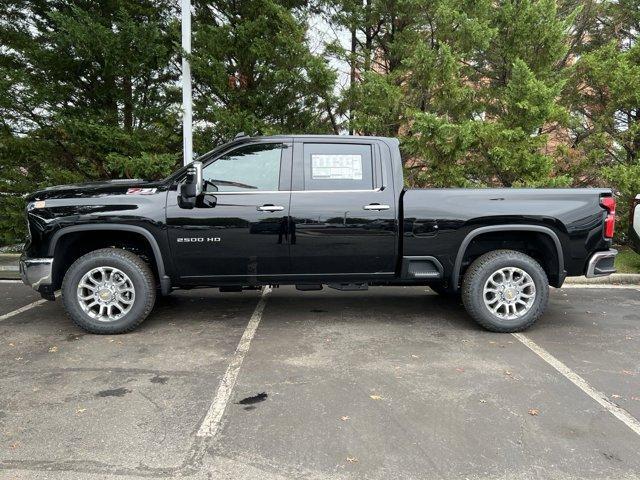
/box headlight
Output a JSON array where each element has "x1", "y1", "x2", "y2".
[{"x1": 26, "y1": 200, "x2": 46, "y2": 211}]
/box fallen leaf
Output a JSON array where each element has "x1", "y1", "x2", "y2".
[
  {"x1": 346, "y1": 456, "x2": 359, "y2": 463},
  {"x1": 48, "y1": 346, "x2": 58, "y2": 353},
  {"x1": 340, "y1": 416, "x2": 350, "y2": 421},
  {"x1": 369, "y1": 395, "x2": 382, "y2": 401},
  {"x1": 528, "y1": 408, "x2": 540, "y2": 416}
]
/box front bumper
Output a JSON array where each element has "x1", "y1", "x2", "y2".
[
  {"x1": 20, "y1": 256, "x2": 54, "y2": 290},
  {"x1": 585, "y1": 249, "x2": 617, "y2": 278}
]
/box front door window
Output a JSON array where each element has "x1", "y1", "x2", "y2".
[{"x1": 203, "y1": 143, "x2": 283, "y2": 192}]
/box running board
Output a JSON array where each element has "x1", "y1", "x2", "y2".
[{"x1": 327, "y1": 283, "x2": 368, "y2": 291}]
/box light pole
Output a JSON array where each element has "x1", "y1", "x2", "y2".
[{"x1": 181, "y1": 0, "x2": 193, "y2": 166}]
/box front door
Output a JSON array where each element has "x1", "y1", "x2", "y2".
[
  {"x1": 166, "y1": 140, "x2": 292, "y2": 282},
  {"x1": 288, "y1": 139, "x2": 398, "y2": 279}
]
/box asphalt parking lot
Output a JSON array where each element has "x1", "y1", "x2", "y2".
[{"x1": 1, "y1": 282, "x2": 639, "y2": 479}]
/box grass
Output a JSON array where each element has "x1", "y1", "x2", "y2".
[{"x1": 614, "y1": 246, "x2": 640, "y2": 274}]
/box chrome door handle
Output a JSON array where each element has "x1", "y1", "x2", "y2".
[
  {"x1": 363, "y1": 204, "x2": 390, "y2": 211},
  {"x1": 257, "y1": 204, "x2": 285, "y2": 212}
]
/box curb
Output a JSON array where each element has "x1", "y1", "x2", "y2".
[
  {"x1": 0, "y1": 253, "x2": 20, "y2": 280},
  {"x1": 564, "y1": 274, "x2": 640, "y2": 285}
]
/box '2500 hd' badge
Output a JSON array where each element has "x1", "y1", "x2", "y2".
[{"x1": 177, "y1": 237, "x2": 221, "y2": 243}]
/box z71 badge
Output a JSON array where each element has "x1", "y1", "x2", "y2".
[
  {"x1": 126, "y1": 187, "x2": 157, "y2": 195},
  {"x1": 177, "y1": 237, "x2": 221, "y2": 243}
]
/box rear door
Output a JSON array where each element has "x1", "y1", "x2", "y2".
[{"x1": 288, "y1": 139, "x2": 398, "y2": 278}]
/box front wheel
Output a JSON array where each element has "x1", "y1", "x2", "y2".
[
  {"x1": 461, "y1": 250, "x2": 549, "y2": 332},
  {"x1": 62, "y1": 248, "x2": 156, "y2": 334}
]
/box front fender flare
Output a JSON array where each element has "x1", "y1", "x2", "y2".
[{"x1": 48, "y1": 224, "x2": 171, "y2": 295}]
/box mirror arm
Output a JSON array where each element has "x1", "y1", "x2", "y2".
[{"x1": 194, "y1": 161, "x2": 203, "y2": 197}]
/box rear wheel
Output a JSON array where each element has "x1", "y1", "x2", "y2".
[
  {"x1": 62, "y1": 248, "x2": 156, "y2": 334},
  {"x1": 461, "y1": 250, "x2": 548, "y2": 332}
]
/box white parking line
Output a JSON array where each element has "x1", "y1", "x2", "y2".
[
  {"x1": 197, "y1": 286, "x2": 272, "y2": 438},
  {"x1": 0, "y1": 292, "x2": 60, "y2": 322},
  {"x1": 512, "y1": 332, "x2": 640, "y2": 437}
]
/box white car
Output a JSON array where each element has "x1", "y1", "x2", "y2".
[{"x1": 631, "y1": 194, "x2": 640, "y2": 254}]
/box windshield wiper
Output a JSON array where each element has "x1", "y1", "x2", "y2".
[{"x1": 206, "y1": 179, "x2": 258, "y2": 190}]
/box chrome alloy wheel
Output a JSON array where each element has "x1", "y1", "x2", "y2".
[
  {"x1": 77, "y1": 267, "x2": 135, "y2": 322},
  {"x1": 482, "y1": 267, "x2": 536, "y2": 320}
]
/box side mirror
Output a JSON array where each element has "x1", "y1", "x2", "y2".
[{"x1": 178, "y1": 161, "x2": 203, "y2": 209}]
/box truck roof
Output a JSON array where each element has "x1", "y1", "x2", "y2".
[{"x1": 240, "y1": 134, "x2": 398, "y2": 143}]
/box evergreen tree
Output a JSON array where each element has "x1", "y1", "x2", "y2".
[
  {"x1": 0, "y1": 0, "x2": 181, "y2": 243},
  {"x1": 189, "y1": 0, "x2": 338, "y2": 153},
  {"x1": 334, "y1": 0, "x2": 574, "y2": 188},
  {"x1": 567, "y1": 0, "x2": 640, "y2": 237}
]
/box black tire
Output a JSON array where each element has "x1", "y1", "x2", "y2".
[
  {"x1": 62, "y1": 248, "x2": 156, "y2": 334},
  {"x1": 461, "y1": 249, "x2": 549, "y2": 333}
]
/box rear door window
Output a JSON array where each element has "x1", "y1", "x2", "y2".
[{"x1": 303, "y1": 143, "x2": 373, "y2": 191}]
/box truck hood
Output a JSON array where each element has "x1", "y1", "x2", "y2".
[{"x1": 26, "y1": 179, "x2": 161, "y2": 201}]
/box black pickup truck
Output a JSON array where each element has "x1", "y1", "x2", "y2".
[{"x1": 21, "y1": 134, "x2": 618, "y2": 334}]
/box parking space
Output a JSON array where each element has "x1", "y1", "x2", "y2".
[
  {"x1": 1, "y1": 283, "x2": 639, "y2": 479},
  {"x1": 0, "y1": 282, "x2": 42, "y2": 316}
]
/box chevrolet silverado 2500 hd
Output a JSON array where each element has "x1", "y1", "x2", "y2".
[{"x1": 21, "y1": 134, "x2": 618, "y2": 334}]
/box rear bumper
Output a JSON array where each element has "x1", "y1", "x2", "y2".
[
  {"x1": 585, "y1": 249, "x2": 617, "y2": 278},
  {"x1": 20, "y1": 256, "x2": 54, "y2": 290}
]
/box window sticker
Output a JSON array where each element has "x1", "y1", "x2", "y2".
[{"x1": 311, "y1": 154, "x2": 363, "y2": 180}]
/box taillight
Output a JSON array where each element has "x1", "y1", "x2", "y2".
[{"x1": 600, "y1": 196, "x2": 616, "y2": 239}]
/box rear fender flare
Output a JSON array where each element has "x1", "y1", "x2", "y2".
[{"x1": 452, "y1": 224, "x2": 564, "y2": 291}]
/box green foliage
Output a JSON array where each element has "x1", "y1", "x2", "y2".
[
  {"x1": 615, "y1": 246, "x2": 640, "y2": 274},
  {"x1": 106, "y1": 152, "x2": 178, "y2": 180},
  {"x1": 603, "y1": 163, "x2": 640, "y2": 240},
  {"x1": 330, "y1": 0, "x2": 576, "y2": 188},
  {"x1": 0, "y1": 195, "x2": 26, "y2": 246},
  {"x1": 0, "y1": 0, "x2": 181, "y2": 243},
  {"x1": 190, "y1": 0, "x2": 338, "y2": 149}
]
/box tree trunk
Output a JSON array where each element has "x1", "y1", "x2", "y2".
[{"x1": 123, "y1": 76, "x2": 133, "y2": 132}]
